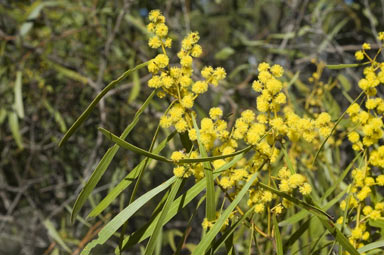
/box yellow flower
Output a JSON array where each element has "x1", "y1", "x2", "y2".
[
  {"x1": 148, "y1": 36, "x2": 162, "y2": 48},
  {"x1": 154, "y1": 54, "x2": 169, "y2": 68},
  {"x1": 171, "y1": 151, "x2": 185, "y2": 162},
  {"x1": 191, "y1": 44, "x2": 203, "y2": 57},
  {"x1": 155, "y1": 23, "x2": 168, "y2": 37},
  {"x1": 355, "y1": 50, "x2": 364, "y2": 61},
  {"x1": 181, "y1": 95, "x2": 194, "y2": 109},
  {"x1": 377, "y1": 175, "x2": 384, "y2": 185},
  {"x1": 299, "y1": 183, "x2": 312, "y2": 195},
  {"x1": 348, "y1": 131, "x2": 360, "y2": 143},
  {"x1": 362, "y1": 43, "x2": 371, "y2": 50},
  {"x1": 254, "y1": 203, "x2": 265, "y2": 213},
  {"x1": 209, "y1": 107, "x2": 223, "y2": 120},
  {"x1": 173, "y1": 166, "x2": 185, "y2": 178},
  {"x1": 192, "y1": 81, "x2": 208, "y2": 94},
  {"x1": 258, "y1": 62, "x2": 270, "y2": 72},
  {"x1": 149, "y1": 10, "x2": 162, "y2": 22},
  {"x1": 270, "y1": 64, "x2": 284, "y2": 77}
]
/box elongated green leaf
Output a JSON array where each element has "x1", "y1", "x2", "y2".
[
  {"x1": 8, "y1": 111, "x2": 23, "y2": 150},
  {"x1": 81, "y1": 177, "x2": 176, "y2": 255},
  {"x1": 357, "y1": 240, "x2": 384, "y2": 253},
  {"x1": 273, "y1": 215, "x2": 283, "y2": 255},
  {"x1": 88, "y1": 131, "x2": 175, "y2": 218},
  {"x1": 319, "y1": 219, "x2": 359, "y2": 255},
  {"x1": 43, "y1": 219, "x2": 71, "y2": 253},
  {"x1": 59, "y1": 61, "x2": 149, "y2": 146},
  {"x1": 284, "y1": 218, "x2": 311, "y2": 248},
  {"x1": 99, "y1": 127, "x2": 172, "y2": 163},
  {"x1": 14, "y1": 71, "x2": 24, "y2": 118},
  {"x1": 49, "y1": 61, "x2": 89, "y2": 84},
  {"x1": 192, "y1": 115, "x2": 215, "y2": 221},
  {"x1": 43, "y1": 99, "x2": 67, "y2": 133},
  {"x1": 71, "y1": 89, "x2": 156, "y2": 222},
  {"x1": 326, "y1": 62, "x2": 369, "y2": 69},
  {"x1": 145, "y1": 178, "x2": 183, "y2": 255},
  {"x1": 212, "y1": 206, "x2": 255, "y2": 253},
  {"x1": 192, "y1": 170, "x2": 261, "y2": 255},
  {"x1": 120, "y1": 154, "x2": 245, "y2": 250}
]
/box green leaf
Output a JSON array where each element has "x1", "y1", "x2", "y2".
[
  {"x1": 88, "y1": 131, "x2": 176, "y2": 218},
  {"x1": 70, "y1": 89, "x2": 156, "y2": 222},
  {"x1": 43, "y1": 99, "x2": 67, "y2": 133},
  {"x1": 212, "y1": 206, "x2": 254, "y2": 253},
  {"x1": 43, "y1": 219, "x2": 71, "y2": 253},
  {"x1": 59, "y1": 61, "x2": 149, "y2": 147},
  {"x1": 357, "y1": 240, "x2": 384, "y2": 253},
  {"x1": 273, "y1": 215, "x2": 283, "y2": 255},
  {"x1": 14, "y1": 71, "x2": 24, "y2": 118},
  {"x1": 337, "y1": 74, "x2": 351, "y2": 92},
  {"x1": 120, "y1": 153, "x2": 245, "y2": 250},
  {"x1": 319, "y1": 219, "x2": 359, "y2": 255},
  {"x1": 128, "y1": 56, "x2": 141, "y2": 103},
  {"x1": 326, "y1": 62, "x2": 369, "y2": 69},
  {"x1": 99, "y1": 127, "x2": 172, "y2": 163},
  {"x1": 144, "y1": 178, "x2": 183, "y2": 255},
  {"x1": 192, "y1": 115, "x2": 215, "y2": 221},
  {"x1": 214, "y1": 47, "x2": 235, "y2": 60},
  {"x1": 192, "y1": 169, "x2": 261, "y2": 255},
  {"x1": 8, "y1": 111, "x2": 23, "y2": 150},
  {"x1": 81, "y1": 177, "x2": 176, "y2": 255}
]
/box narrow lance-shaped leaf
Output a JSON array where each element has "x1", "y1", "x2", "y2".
[
  {"x1": 144, "y1": 178, "x2": 183, "y2": 255},
  {"x1": 71, "y1": 89, "x2": 156, "y2": 222},
  {"x1": 192, "y1": 115, "x2": 216, "y2": 221},
  {"x1": 81, "y1": 177, "x2": 176, "y2": 255},
  {"x1": 192, "y1": 165, "x2": 263, "y2": 255},
  {"x1": 59, "y1": 61, "x2": 149, "y2": 146}
]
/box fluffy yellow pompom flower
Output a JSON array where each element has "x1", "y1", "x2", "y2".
[
  {"x1": 173, "y1": 166, "x2": 185, "y2": 178},
  {"x1": 252, "y1": 80, "x2": 263, "y2": 92},
  {"x1": 192, "y1": 81, "x2": 208, "y2": 94},
  {"x1": 299, "y1": 183, "x2": 312, "y2": 195},
  {"x1": 154, "y1": 54, "x2": 169, "y2": 68},
  {"x1": 355, "y1": 50, "x2": 364, "y2": 61},
  {"x1": 254, "y1": 203, "x2": 265, "y2": 213},
  {"x1": 181, "y1": 95, "x2": 194, "y2": 109},
  {"x1": 148, "y1": 10, "x2": 162, "y2": 22},
  {"x1": 171, "y1": 151, "x2": 184, "y2": 162},
  {"x1": 188, "y1": 129, "x2": 197, "y2": 141},
  {"x1": 258, "y1": 62, "x2": 270, "y2": 72},
  {"x1": 377, "y1": 175, "x2": 384, "y2": 185},
  {"x1": 270, "y1": 64, "x2": 284, "y2": 77},
  {"x1": 348, "y1": 131, "x2": 360, "y2": 143},
  {"x1": 362, "y1": 43, "x2": 371, "y2": 50},
  {"x1": 209, "y1": 107, "x2": 223, "y2": 120},
  {"x1": 148, "y1": 36, "x2": 162, "y2": 48},
  {"x1": 155, "y1": 23, "x2": 168, "y2": 37}
]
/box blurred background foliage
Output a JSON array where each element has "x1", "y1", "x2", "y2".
[{"x1": 1, "y1": 0, "x2": 384, "y2": 254}]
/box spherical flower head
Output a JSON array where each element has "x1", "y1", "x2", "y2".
[
  {"x1": 299, "y1": 183, "x2": 312, "y2": 195},
  {"x1": 254, "y1": 203, "x2": 265, "y2": 213},
  {"x1": 201, "y1": 66, "x2": 213, "y2": 79},
  {"x1": 181, "y1": 95, "x2": 194, "y2": 109},
  {"x1": 164, "y1": 37, "x2": 172, "y2": 48},
  {"x1": 246, "y1": 123, "x2": 265, "y2": 145},
  {"x1": 191, "y1": 44, "x2": 203, "y2": 57},
  {"x1": 377, "y1": 175, "x2": 384, "y2": 185},
  {"x1": 155, "y1": 23, "x2": 168, "y2": 37},
  {"x1": 180, "y1": 55, "x2": 193, "y2": 67},
  {"x1": 266, "y1": 78, "x2": 283, "y2": 95},
  {"x1": 378, "y1": 32, "x2": 384, "y2": 41},
  {"x1": 201, "y1": 118, "x2": 214, "y2": 132},
  {"x1": 258, "y1": 71, "x2": 272, "y2": 84},
  {"x1": 192, "y1": 80, "x2": 208, "y2": 94},
  {"x1": 347, "y1": 103, "x2": 360, "y2": 115},
  {"x1": 160, "y1": 115, "x2": 172, "y2": 128},
  {"x1": 173, "y1": 166, "x2": 185, "y2": 178},
  {"x1": 288, "y1": 174, "x2": 305, "y2": 189},
  {"x1": 252, "y1": 80, "x2": 263, "y2": 92},
  {"x1": 148, "y1": 75, "x2": 162, "y2": 88},
  {"x1": 212, "y1": 159, "x2": 226, "y2": 170},
  {"x1": 148, "y1": 36, "x2": 162, "y2": 49},
  {"x1": 362, "y1": 43, "x2": 371, "y2": 50},
  {"x1": 147, "y1": 23, "x2": 156, "y2": 33},
  {"x1": 161, "y1": 75, "x2": 173, "y2": 89},
  {"x1": 369, "y1": 210, "x2": 381, "y2": 220},
  {"x1": 171, "y1": 151, "x2": 184, "y2": 162},
  {"x1": 209, "y1": 107, "x2": 223, "y2": 120},
  {"x1": 363, "y1": 205, "x2": 373, "y2": 216},
  {"x1": 188, "y1": 32, "x2": 200, "y2": 44},
  {"x1": 351, "y1": 228, "x2": 363, "y2": 240},
  {"x1": 274, "y1": 93, "x2": 286, "y2": 105},
  {"x1": 258, "y1": 62, "x2": 270, "y2": 72},
  {"x1": 148, "y1": 60, "x2": 159, "y2": 73},
  {"x1": 366, "y1": 98, "x2": 379, "y2": 109},
  {"x1": 315, "y1": 112, "x2": 331, "y2": 126},
  {"x1": 273, "y1": 204, "x2": 283, "y2": 214},
  {"x1": 348, "y1": 131, "x2": 360, "y2": 143},
  {"x1": 175, "y1": 119, "x2": 188, "y2": 133},
  {"x1": 355, "y1": 50, "x2": 364, "y2": 61},
  {"x1": 154, "y1": 54, "x2": 169, "y2": 68},
  {"x1": 213, "y1": 67, "x2": 226, "y2": 81},
  {"x1": 257, "y1": 96, "x2": 269, "y2": 112},
  {"x1": 278, "y1": 166, "x2": 290, "y2": 179},
  {"x1": 182, "y1": 37, "x2": 193, "y2": 50},
  {"x1": 270, "y1": 64, "x2": 284, "y2": 77},
  {"x1": 149, "y1": 10, "x2": 162, "y2": 22},
  {"x1": 241, "y1": 109, "x2": 255, "y2": 123},
  {"x1": 219, "y1": 176, "x2": 232, "y2": 189},
  {"x1": 188, "y1": 129, "x2": 197, "y2": 141},
  {"x1": 262, "y1": 191, "x2": 273, "y2": 202}
]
